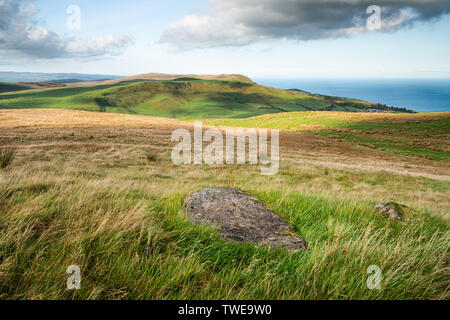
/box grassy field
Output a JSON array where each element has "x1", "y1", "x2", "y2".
[
  {"x1": 0, "y1": 109, "x2": 448, "y2": 300},
  {"x1": 207, "y1": 112, "x2": 450, "y2": 163},
  {"x1": 0, "y1": 79, "x2": 412, "y2": 118}
]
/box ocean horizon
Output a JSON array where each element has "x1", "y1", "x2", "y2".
[{"x1": 255, "y1": 78, "x2": 450, "y2": 113}]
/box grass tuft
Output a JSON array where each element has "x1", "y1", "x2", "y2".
[
  {"x1": 0, "y1": 147, "x2": 15, "y2": 169},
  {"x1": 146, "y1": 150, "x2": 158, "y2": 163}
]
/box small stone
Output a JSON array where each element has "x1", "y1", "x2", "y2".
[
  {"x1": 184, "y1": 188, "x2": 306, "y2": 251},
  {"x1": 375, "y1": 202, "x2": 406, "y2": 220}
]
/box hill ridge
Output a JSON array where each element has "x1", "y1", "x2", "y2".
[
  {"x1": 66, "y1": 73, "x2": 254, "y2": 87},
  {"x1": 0, "y1": 76, "x2": 414, "y2": 118}
]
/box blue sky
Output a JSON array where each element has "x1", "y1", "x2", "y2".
[{"x1": 1, "y1": 0, "x2": 449, "y2": 78}]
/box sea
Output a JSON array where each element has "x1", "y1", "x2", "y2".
[{"x1": 254, "y1": 78, "x2": 450, "y2": 113}]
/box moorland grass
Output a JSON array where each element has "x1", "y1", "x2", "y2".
[
  {"x1": 0, "y1": 124, "x2": 448, "y2": 300},
  {"x1": 0, "y1": 171, "x2": 448, "y2": 300},
  {"x1": 0, "y1": 109, "x2": 448, "y2": 300},
  {"x1": 206, "y1": 112, "x2": 450, "y2": 162},
  {"x1": 0, "y1": 147, "x2": 15, "y2": 169}
]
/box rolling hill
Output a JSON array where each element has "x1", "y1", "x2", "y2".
[
  {"x1": 65, "y1": 73, "x2": 254, "y2": 87},
  {"x1": 0, "y1": 82, "x2": 35, "y2": 94},
  {"x1": 0, "y1": 75, "x2": 413, "y2": 119}
]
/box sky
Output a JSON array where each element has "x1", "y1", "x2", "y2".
[{"x1": 0, "y1": 0, "x2": 449, "y2": 79}]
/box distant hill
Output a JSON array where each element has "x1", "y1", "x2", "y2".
[
  {"x1": 66, "y1": 73, "x2": 254, "y2": 87},
  {"x1": 0, "y1": 75, "x2": 414, "y2": 118},
  {"x1": 0, "y1": 82, "x2": 35, "y2": 93},
  {"x1": 0, "y1": 72, "x2": 122, "y2": 83}
]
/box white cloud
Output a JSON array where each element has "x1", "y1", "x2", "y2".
[
  {"x1": 161, "y1": 0, "x2": 450, "y2": 49},
  {"x1": 162, "y1": 15, "x2": 262, "y2": 49},
  {"x1": 65, "y1": 35, "x2": 133, "y2": 57},
  {"x1": 0, "y1": 0, "x2": 133, "y2": 59}
]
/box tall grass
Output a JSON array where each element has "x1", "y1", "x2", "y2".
[
  {"x1": 0, "y1": 110, "x2": 448, "y2": 300},
  {"x1": 0, "y1": 147, "x2": 15, "y2": 169},
  {"x1": 0, "y1": 174, "x2": 448, "y2": 300}
]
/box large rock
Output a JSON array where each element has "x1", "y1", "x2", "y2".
[
  {"x1": 184, "y1": 188, "x2": 306, "y2": 251},
  {"x1": 374, "y1": 202, "x2": 406, "y2": 220}
]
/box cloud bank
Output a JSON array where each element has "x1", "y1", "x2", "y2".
[
  {"x1": 0, "y1": 0, "x2": 132, "y2": 59},
  {"x1": 161, "y1": 0, "x2": 450, "y2": 49}
]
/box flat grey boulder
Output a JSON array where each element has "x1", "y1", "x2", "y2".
[
  {"x1": 375, "y1": 202, "x2": 407, "y2": 220},
  {"x1": 184, "y1": 188, "x2": 306, "y2": 251}
]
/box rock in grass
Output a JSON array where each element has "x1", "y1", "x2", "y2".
[
  {"x1": 184, "y1": 188, "x2": 306, "y2": 251},
  {"x1": 375, "y1": 202, "x2": 407, "y2": 220}
]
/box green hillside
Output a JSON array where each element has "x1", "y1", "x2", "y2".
[
  {"x1": 0, "y1": 78, "x2": 413, "y2": 119},
  {"x1": 0, "y1": 82, "x2": 34, "y2": 94}
]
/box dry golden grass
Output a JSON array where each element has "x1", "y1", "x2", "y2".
[
  {"x1": 1, "y1": 109, "x2": 448, "y2": 219},
  {"x1": 0, "y1": 109, "x2": 449, "y2": 300}
]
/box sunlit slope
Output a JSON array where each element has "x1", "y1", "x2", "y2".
[
  {"x1": 65, "y1": 73, "x2": 254, "y2": 87},
  {"x1": 205, "y1": 111, "x2": 450, "y2": 130},
  {"x1": 0, "y1": 79, "x2": 411, "y2": 119},
  {"x1": 207, "y1": 111, "x2": 450, "y2": 162}
]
